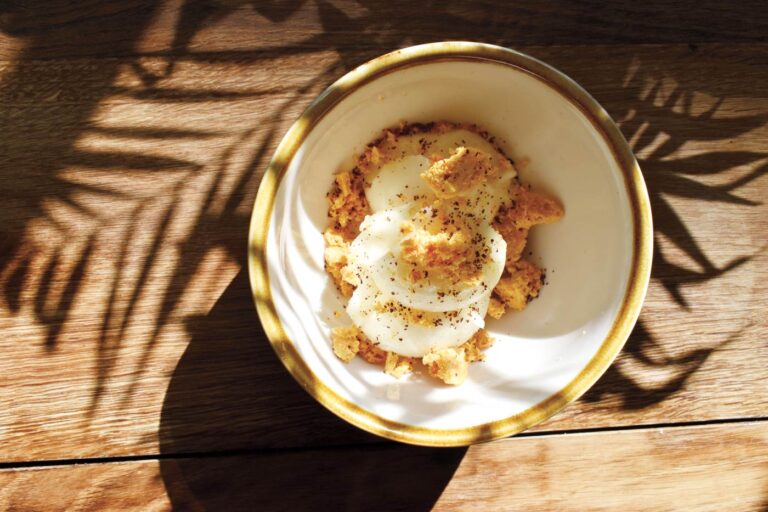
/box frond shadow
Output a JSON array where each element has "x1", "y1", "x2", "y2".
[{"x1": 578, "y1": 51, "x2": 766, "y2": 410}]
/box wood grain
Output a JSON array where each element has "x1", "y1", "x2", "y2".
[
  {"x1": 1, "y1": 422, "x2": 766, "y2": 511},
  {"x1": 0, "y1": 461, "x2": 171, "y2": 512},
  {"x1": 2, "y1": 0, "x2": 767, "y2": 60},
  {"x1": 436, "y1": 422, "x2": 768, "y2": 512},
  {"x1": 0, "y1": 0, "x2": 767, "y2": 464}
]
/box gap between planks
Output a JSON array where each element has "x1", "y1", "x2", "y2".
[{"x1": 0, "y1": 416, "x2": 765, "y2": 471}]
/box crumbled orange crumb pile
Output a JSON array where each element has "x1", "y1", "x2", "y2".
[{"x1": 490, "y1": 183, "x2": 564, "y2": 317}]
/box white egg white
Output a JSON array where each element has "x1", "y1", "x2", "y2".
[
  {"x1": 347, "y1": 278, "x2": 490, "y2": 357},
  {"x1": 366, "y1": 155, "x2": 433, "y2": 212},
  {"x1": 344, "y1": 206, "x2": 410, "y2": 286}
]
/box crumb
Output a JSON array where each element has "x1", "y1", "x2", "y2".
[
  {"x1": 504, "y1": 182, "x2": 564, "y2": 229},
  {"x1": 472, "y1": 328, "x2": 495, "y2": 350},
  {"x1": 384, "y1": 352, "x2": 415, "y2": 379},
  {"x1": 492, "y1": 183, "x2": 562, "y2": 269},
  {"x1": 324, "y1": 122, "x2": 563, "y2": 384},
  {"x1": 493, "y1": 259, "x2": 543, "y2": 311},
  {"x1": 358, "y1": 335, "x2": 388, "y2": 365},
  {"x1": 331, "y1": 326, "x2": 360, "y2": 363},
  {"x1": 422, "y1": 346, "x2": 469, "y2": 385},
  {"x1": 323, "y1": 228, "x2": 355, "y2": 297},
  {"x1": 421, "y1": 147, "x2": 499, "y2": 198},
  {"x1": 398, "y1": 219, "x2": 481, "y2": 285},
  {"x1": 487, "y1": 297, "x2": 505, "y2": 319},
  {"x1": 492, "y1": 213, "x2": 529, "y2": 267},
  {"x1": 462, "y1": 329, "x2": 496, "y2": 363},
  {"x1": 327, "y1": 169, "x2": 370, "y2": 235}
]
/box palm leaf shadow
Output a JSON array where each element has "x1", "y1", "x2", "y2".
[
  {"x1": 0, "y1": 1, "x2": 170, "y2": 357},
  {"x1": 581, "y1": 59, "x2": 766, "y2": 408},
  {"x1": 115, "y1": 53, "x2": 345, "y2": 408}
]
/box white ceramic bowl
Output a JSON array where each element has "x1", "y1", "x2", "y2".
[{"x1": 249, "y1": 42, "x2": 652, "y2": 446}]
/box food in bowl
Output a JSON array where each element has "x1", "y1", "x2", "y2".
[{"x1": 324, "y1": 121, "x2": 563, "y2": 385}]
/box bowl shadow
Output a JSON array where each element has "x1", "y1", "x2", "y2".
[{"x1": 157, "y1": 271, "x2": 466, "y2": 511}]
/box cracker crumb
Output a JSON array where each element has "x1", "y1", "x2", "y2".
[
  {"x1": 327, "y1": 169, "x2": 370, "y2": 235},
  {"x1": 421, "y1": 147, "x2": 499, "y2": 199},
  {"x1": 358, "y1": 335, "x2": 388, "y2": 365},
  {"x1": 493, "y1": 217, "x2": 529, "y2": 267},
  {"x1": 423, "y1": 346, "x2": 469, "y2": 385},
  {"x1": 461, "y1": 329, "x2": 496, "y2": 363},
  {"x1": 487, "y1": 297, "x2": 506, "y2": 319},
  {"x1": 331, "y1": 326, "x2": 360, "y2": 363},
  {"x1": 384, "y1": 352, "x2": 415, "y2": 379},
  {"x1": 493, "y1": 259, "x2": 543, "y2": 311},
  {"x1": 399, "y1": 219, "x2": 481, "y2": 285},
  {"x1": 492, "y1": 183, "x2": 562, "y2": 269},
  {"x1": 324, "y1": 122, "x2": 563, "y2": 383},
  {"x1": 323, "y1": 228, "x2": 355, "y2": 297},
  {"x1": 503, "y1": 182, "x2": 564, "y2": 229}
]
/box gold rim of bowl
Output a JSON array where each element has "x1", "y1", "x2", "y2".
[{"x1": 247, "y1": 41, "x2": 653, "y2": 447}]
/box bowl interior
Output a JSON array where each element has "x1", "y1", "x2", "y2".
[{"x1": 265, "y1": 58, "x2": 634, "y2": 432}]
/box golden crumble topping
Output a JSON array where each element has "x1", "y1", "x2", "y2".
[
  {"x1": 423, "y1": 346, "x2": 469, "y2": 385},
  {"x1": 398, "y1": 219, "x2": 483, "y2": 285},
  {"x1": 356, "y1": 121, "x2": 459, "y2": 175},
  {"x1": 385, "y1": 352, "x2": 416, "y2": 379},
  {"x1": 358, "y1": 335, "x2": 388, "y2": 365},
  {"x1": 324, "y1": 122, "x2": 563, "y2": 385},
  {"x1": 487, "y1": 297, "x2": 506, "y2": 319},
  {"x1": 462, "y1": 329, "x2": 496, "y2": 364},
  {"x1": 421, "y1": 146, "x2": 500, "y2": 198},
  {"x1": 324, "y1": 228, "x2": 355, "y2": 298},
  {"x1": 327, "y1": 169, "x2": 370, "y2": 237},
  {"x1": 503, "y1": 182, "x2": 564, "y2": 229},
  {"x1": 331, "y1": 326, "x2": 360, "y2": 363},
  {"x1": 492, "y1": 219, "x2": 529, "y2": 268},
  {"x1": 493, "y1": 259, "x2": 544, "y2": 311}
]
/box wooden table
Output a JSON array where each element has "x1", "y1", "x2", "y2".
[{"x1": 1, "y1": 1, "x2": 766, "y2": 510}]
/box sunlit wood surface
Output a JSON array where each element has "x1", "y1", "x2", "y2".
[{"x1": 0, "y1": 1, "x2": 766, "y2": 510}]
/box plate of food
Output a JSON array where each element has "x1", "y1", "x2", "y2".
[{"x1": 248, "y1": 42, "x2": 652, "y2": 446}]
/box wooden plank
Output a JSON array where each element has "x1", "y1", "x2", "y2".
[
  {"x1": 1, "y1": 42, "x2": 766, "y2": 460},
  {"x1": 0, "y1": 461, "x2": 171, "y2": 512},
  {"x1": 1, "y1": 422, "x2": 766, "y2": 511},
  {"x1": 435, "y1": 422, "x2": 768, "y2": 512},
  {"x1": 1, "y1": 0, "x2": 767, "y2": 60}
]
